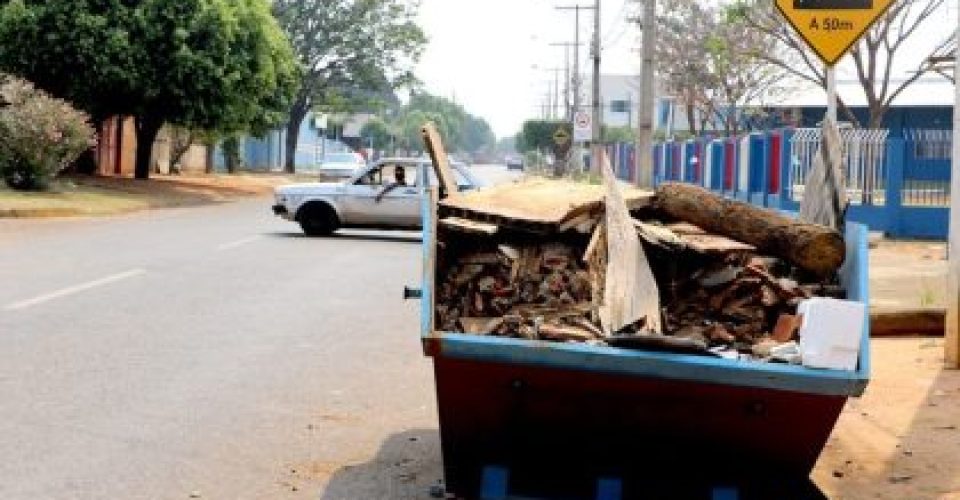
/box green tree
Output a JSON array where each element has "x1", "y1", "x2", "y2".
[
  {"x1": 517, "y1": 120, "x2": 569, "y2": 153},
  {"x1": 602, "y1": 125, "x2": 635, "y2": 143},
  {"x1": 273, "y1": 0, "x2": 426, "y2": 173},
  {"x1": 0, "y1": 0, "x2": 298, "y2": 179},
  {"x1": 360, "y1": 117, "x2": 394, "y2": 151},
  {"x1": 396, "y1": 93, "x2": 495, "y2": 154}
]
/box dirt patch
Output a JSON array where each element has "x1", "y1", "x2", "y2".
[
  {"x1": 813, "y1": 337, "x2": 960, "y2": 499},
  {"x1": 870, "y1": 240, "x2": 947, "y2": 312},
  {"x1": 0, "y1": 173, "x2": 310, "y2": 217}
]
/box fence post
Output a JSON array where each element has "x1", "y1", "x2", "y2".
[
  {"x1": 780, "y1": 129, "x2": 795, "y2": 210},
  {"x1": 885, "y1": 138, "x2": 905, "y2": 237},
  {"x1": 652, "y1": 142, "x2": 661, "y2": 187}
]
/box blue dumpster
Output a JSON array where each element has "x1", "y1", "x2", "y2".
[{"x1": 418, "y1": 194, "x2": 870, "y2": 499}]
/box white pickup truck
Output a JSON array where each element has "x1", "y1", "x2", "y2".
[{"x1": 272, "y1": 157, "x2": 482, "y2": 236}]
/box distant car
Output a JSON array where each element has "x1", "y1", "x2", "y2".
[
  {"x1": 505, "y1": 155, "x2": 524, "y2": 170},
  {"x1": 317, "y1": 152, "x2": 366, "y2": 179},
  {"x1": 272, "y1": 157, "x2": 482, "y2": 236}
]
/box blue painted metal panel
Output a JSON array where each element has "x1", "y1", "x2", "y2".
[
  {"x1": 896, "y1": 207, "x2": 949, "y2": 239},
  {"x1": 710, "y1": 141, "x2": 724, "y2": 191},
  {"x1": 845, "y1": 205, "x2": 889, "y2": 234},
  {"x1": 596, "y1": 478, "x2": 623, "y2": 500},
  {"x1": 904, "y1": 158, "x2": 950, "y2": 181},
  {"x1": 748, "y1": 134, "x2": 766, "y2": 194},
  {"x1": 685, "y1": 141, "x2": 697, "y2": 183},
  {"x1": 480, "y1": 466, "x2": 509, "y2": 500}
]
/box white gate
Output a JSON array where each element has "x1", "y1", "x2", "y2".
[{"x1": 789, "y1": 128, "x2": 889, "y2": 205}]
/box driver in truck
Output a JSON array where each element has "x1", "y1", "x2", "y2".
[{"x1": 375, "y1": 166, "x2": 408, "y2": 203}]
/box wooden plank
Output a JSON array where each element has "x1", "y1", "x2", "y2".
[
  {"x1": 421, "y1": 122, "x2": 459, "y2": 199},
  {"x1": 439, "y1": 217, "x2": 498, "y2": 235},
  {"x1": 439, "y1": 178, "x2": 654, "y2": 227},
  {"x1": 599, "y1": 151, "x2": 661, "y2": 334}
]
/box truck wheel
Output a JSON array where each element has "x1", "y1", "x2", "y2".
[{"x1": 297, "y1": 203, "x2": 339, "y2": 236}]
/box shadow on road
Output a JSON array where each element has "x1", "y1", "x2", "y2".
[
  {"x1": 266, "y1": 230, "x2": 422, "y2": 244},
  {"x1": 320, "y1": 428, "x2": 443, "y2": 500}
]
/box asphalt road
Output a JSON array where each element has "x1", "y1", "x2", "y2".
[{"x1": 0, "y1": 165, "x2": 520, "y2": 499}]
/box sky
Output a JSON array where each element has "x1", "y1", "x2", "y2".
[
  {"x1": 413, "y1": 1, "x2": 958, "y2": 140},
  {"x1": 415, "y1": 0, "x2": 640, "y2": 139}
]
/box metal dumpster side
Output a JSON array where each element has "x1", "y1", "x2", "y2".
[{"x1": 419, "y1": 191, "x2": 870, "y2": 498}]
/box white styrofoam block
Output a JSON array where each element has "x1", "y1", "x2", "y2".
[{"x1": 797, "y1": 297, "x2": 866, "y2": 371}]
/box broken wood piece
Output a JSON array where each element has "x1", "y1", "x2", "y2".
[
  {"x1": 439, "y1": 178, "x2": 654, "y2": 228},
  {"x1": 459, "y1": 317, "x2": 504, "y2": 335},
  {"x1": 570, "y1": 316, "x2": 605, "y2": 338},
  {"x1": 439, "y1": 217, "x2": 498, "y2": 235},
  {"x1": 706, "y1": 324, "x2": 736, "y2": 343},
  {"x1": 772, "y1": 314, "x2": 802, "y2": 343},
  {"x1": 639, "y1": 221, "x2": 756, "y2": 255},
  {"x1": 698, "y1": 266, "x2": 742, "y2": 288},
  {"x1": 606, "y1": 333, "x2": 710, "y2": 355},
  {"x1": 634, "y1": 220, "x2": 685, "y2": 250},
  {"x1": 653, "y1": 182, "x2": 845, "y2": 276},
  {"x1": 558, "y1": 212, "x2": 598, "y2": 234},
  {"x1": 583, "y1": 222, "x2": 606, "y2": 263},
  {"x1": 760, "y1": 285, "x2": 780, "y2": 307},
  {"x1": 421, "y1": 122, "x2": 459, "y2": 199},
  {"x1": 497, "y1": 244, "x2": 519, "y2": 262},
  {"x1": 599, "y1": 151, "x2": 662, "y2": 334},
  {"x1": 538, "y1": 323, "x2": 598, "y2": 342},
  {"x1": 675, "y1": 232, "x2": 756, "y2": 255}
]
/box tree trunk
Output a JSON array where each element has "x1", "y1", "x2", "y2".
[
  {"x1": 223, "y1": 137, "x2": 240, "y2": 174},
  {"x1": 653, "y1": 182, "x2": 846, "y2": 276},
  {"x1": 205, "y1": 142, "x2": 215, "y2": 174},
  {"x1": 284, "y1": 97, "x2": 309, "y2": 174},
  {"x1": 685, "y1": 103, "x2": 698, "y2": 137},
  {"x1": 134, "y1": 115, "x2": 163, "y2": 180},
  {"x1": 169, "y1": 128, "x2": 195, "y2": 173}
]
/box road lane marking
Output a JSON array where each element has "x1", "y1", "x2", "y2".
[
  {"x1": 216, "y1": 235, "x2": 262, "y2": 251},
  {"x1": 4, "y1": 269, "x2": 147, "y2": 311}
]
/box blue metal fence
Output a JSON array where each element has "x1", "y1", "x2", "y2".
[{"x1": 645, "y1": 128, "x2": 951, "y2": 240}]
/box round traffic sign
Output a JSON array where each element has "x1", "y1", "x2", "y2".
[{"x1": 574, "y1": 111, "x2": 590, "y2": 128}]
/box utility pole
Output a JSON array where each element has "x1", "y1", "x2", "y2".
[
  {"x1": 557, "y1": 4, "x2": 595, "y2": 173},
  {"x1": 636, "y1": 0, "x2": 655, "y2": 187},
  {"x1": 591, "y1": 0, "x2": 602, "y2": 168},
  {"x1": 557, "y1": 5, "x2": 594, "y2": 120},
  {"x1": 550, "y1": 42, "x2": 582, "y2": 120},
  {"x1": 534, "y1": 65, "x2": 565, "y2": 119}
]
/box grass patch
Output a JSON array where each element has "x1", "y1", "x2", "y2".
[{"x1": 0, "y1": 173, "x2": 300, "y2": 217}]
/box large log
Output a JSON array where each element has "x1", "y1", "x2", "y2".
[{"x1": 653, "y1": 182, "x2": 845, "y2": 276}]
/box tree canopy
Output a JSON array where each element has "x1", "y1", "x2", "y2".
[
  {"x1": 730, "y1": 0, "x2": 952, "y2": 128},
  {"x1": 517, "y1": 120, "x2": 569, "y2": 153},
  {"x1": 393, "y1": 93, "x2": 496, "y2": 154},
  {"x1": 272, "y1": 0, "x2": 426, "y2": 172},
  {"x1": 0, "y1": 0, "x2": 299, "y2": 179},
  {"x1": 656, "y1": 0, "x2": 787, "y2": 137}
]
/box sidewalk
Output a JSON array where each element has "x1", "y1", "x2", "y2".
[{"x1": 870, "y1": 238, "x2": 947, "y2": 336}]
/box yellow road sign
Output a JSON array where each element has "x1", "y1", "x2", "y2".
[
  {"x1": 775, "y1": 0, "x2": 896, "y2": 66},
  {"x1": 553, "y1": 127, "x2": 571, "y2": 146}
]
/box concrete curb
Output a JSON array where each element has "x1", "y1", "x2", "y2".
[
  {"x1": 0, "y1": 207, "x2": 84, "y2": 218},
  {"x1": 870, "y1": 309, "x2": 945, "y2": 337}
]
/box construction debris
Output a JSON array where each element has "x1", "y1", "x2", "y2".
[
  {"x1": 653, "y1": 182, "x2": 846, "y2": 276},
  {"x1": 430, "y1": 157, "x2": 847, "y2": 364}
]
